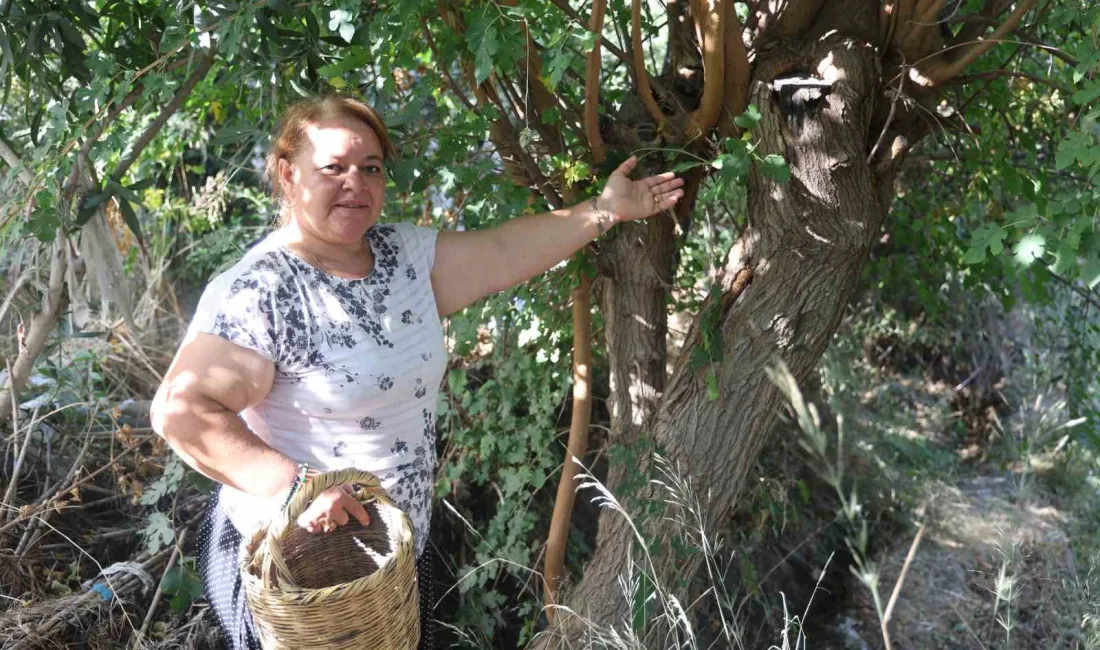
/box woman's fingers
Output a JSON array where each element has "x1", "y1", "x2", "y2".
[
  {"x1": 294, "y1": 484, "x2": 371, "y2": 534},
  {"x1": 648, "y1": 178, "x2": 684, "y2": 195},
  {"x1": 644, "y1": 171, "x2": 679, "y2": 185},
  {"x1": 341, "y1": 491, "x2": 372, "y2": 527}
]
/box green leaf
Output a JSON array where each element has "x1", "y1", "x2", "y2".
[
  {"x1": 1081, "y1": 253, "x2": 1100, "y2": 289},
  {"x1": 117, "y1": 198, "x2": 144, "y2": 242},
  {"x1": 127, "y1": 177, "x2": 156, "y2": 192},
  {"x1": 734, "y1": 104, "x2": 761, "y2": 129},
  {"x1": 168, "y1": 592, "x2": 190, "y2": 613},
  {"x1": 1056, "y1": 131, "x2": 1092, "y2": 170},
  {"x1": 1072, "y1": 82, "x2": 1100, "y2": 106},
  {"x1": 965, "y1": 223, "x2": 1007, "y2": 265},
  {"x1": 76, "y1": 190, "x2": 114, "y2": 226},
  {"x1": 140, "y1": 512, "x2": 174, "y2": 554},
  {"x1": 1050, "y1": 238, "x2": 1078, "y2": 276},
  {"x1": 962, "y1": 246, "x2": 987, "y2": 265},
  {"x1": 544, "y1": 48, "x2": 573, "y2": 91},
  {"x1": 706, "y1": 370, "x2": 719, "y2": 401},
  {"x1": 317, "y1": 48, "x2": 371, "y2": 77},
  {"x1": 160, "y1": 565, "x2": 184, "y2": 593},
  {"x1": 474, "y1": 24, "x2": 500, "y2": 85},
  {"x1": 1013, "y1": 233, "x2": 1047, "y2": 266},
  {"x1": 759, "y1": 154, "x2": 790, "y2": 183}
]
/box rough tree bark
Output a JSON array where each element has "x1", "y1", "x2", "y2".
[{"x1": 533, "y1": 0, "x2": 1037, "y2": 644}]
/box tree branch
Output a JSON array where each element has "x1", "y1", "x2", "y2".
[
  {"x1": 421, "y1": 18, "x2": 477, "y2": 111},
  {"x1": 941, "y1": 68, "x2": 1069, "y2": 93},
  {"x1": 1047, "y1": 269, "x2": 1100, "y2": 312},
  {"x1": 476, "y1": 84, "x2": 564, "y2": 209},
  {"x1": 717, "y1": 0, "x2": 751, "y2": 139},
  {"x1": 543, "y1": 273, "x2": 593, "y2": 621},
  {"x1": 111, "y1": 50, "x2": 216, "y2": 182},
  {"x1": 0, "y1": 135, "x2": 35, "y2": 187},
  {"x1": 923, "y1": 0, "x2": 1036, "y2": 86},
  {"x1": 549, "y1": 0, "x2": 679, "y2": 118},
  {"x1": 0, "y1": 234, "x2": 69, "y2": 426},
  {"x1": 585, "y1": 0, "x2": 608, "y2": 163},
  {"x1": 687, "y1": 0, "x2": 726, "y2": 137},
  {"x1": 633, "y1": 0, "x2": 670, "y2": 126}
]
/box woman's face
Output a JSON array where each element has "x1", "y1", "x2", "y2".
[{"x1": 279, "y1": 116, "x2": 386, "y2": 246}]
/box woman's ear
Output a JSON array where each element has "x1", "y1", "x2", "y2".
[{"x1": 277, "y1": 157, "x2": 295, "y2": 198}]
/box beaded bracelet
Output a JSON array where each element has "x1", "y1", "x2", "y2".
[{"x1": 280, "y1": 461, "x2": 310, "y2": 511}]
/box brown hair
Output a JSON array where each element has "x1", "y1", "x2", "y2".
[{"x1": 265, "y1": 95, "x2": 397, "y2": 217}]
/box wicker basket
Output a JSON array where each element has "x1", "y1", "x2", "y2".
[{"x1": 240, "y1": 467, "x2": 420, "y2": 649}]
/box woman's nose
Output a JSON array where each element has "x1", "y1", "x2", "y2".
[{"x1": 343, "y1": 170, "x2": 368, "y2": 193}]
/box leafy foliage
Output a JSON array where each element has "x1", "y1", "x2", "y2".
[{"x1": 2, "y1": 0, "x2": 1100, "y2": 645}]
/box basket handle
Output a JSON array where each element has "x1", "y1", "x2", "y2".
[{"x1": 255, "y1": 467, "x2": 395, "y2": 588}]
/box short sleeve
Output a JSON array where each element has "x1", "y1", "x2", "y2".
[
  {"x1": 186, "y1": 267, "x2": 280, "y2": 364},
  {"x1": 394, "y1": 222, "x2": 438, "y2": 279}
]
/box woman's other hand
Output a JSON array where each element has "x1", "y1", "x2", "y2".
[
  {"x1": 296, "y1": 484, "x2": 371, "y2": 533},
  {"x1": 599, "y1": 155, "x2": 685, "y2": 223}
]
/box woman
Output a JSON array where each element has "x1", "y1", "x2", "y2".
[{"x1": 151, "y1": 94, "x2": 683, "y2": 649}]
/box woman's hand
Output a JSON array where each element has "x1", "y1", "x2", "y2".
[
  {"x1": 296, "y1": 484, "x2": 371, "y2": 534},
  {"x1": 598, "y1": 156, "x2": 685, "y2": 223}
]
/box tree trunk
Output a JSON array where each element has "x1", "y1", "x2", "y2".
[
  {"x1": 597, "y1": 215, "x2": 676, "y2": 491},
  {"x1": 541, "y1": 32, "x2": 899, "y2": 644}
]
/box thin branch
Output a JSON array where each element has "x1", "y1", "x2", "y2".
[
  {"x1": 111, "y1": 50, "x2": 216, "y2": 182},
  {"x1": 924, "y1": 0, "x2": 1037, "y2": 85},
  {"x1": 0, "y1": 134, "x2": 34, "y2": 187},
  {"x1": 476, "y1": 84, "x2": 564, "y2": 209},
  {"x1": 1048, "y1": 270, "x2": 1100, "y2": 312},
  {"x1": 421, "y1": 19, "x2": 476, "y2": 111},
  {"x1": 868, "y1": 78, "x2": 904, "y2": 166},
  {"x1": 585, "y1": 0, "x2": 608, "y2": 163},
  {"x1": 64, "y1": 84, "x2": 143, "y2": 198},
  {"x1": 1015, "y1": 30, "x2": 1079, "y2": 66},
  {"x1": 881, "y1": 523, "x2": 926, "y2": 650},
  {"x1": 688, "y1": 0, "x2": 726, "y2": 137},
  {"x1": 941, "y1": 68, "x2": 1069, "y2": 93},
  {"x1": 543, "y1": 274, "x2": 593, "y2": 620},
  {"x1": 633, "y1": 0, "x2": 669, "y2": 126},
  {"x1": 548, "y1": 0, "x2": 679, "y2": 116}
]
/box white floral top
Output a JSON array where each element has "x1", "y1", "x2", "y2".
[{"x1": 186, "y1": 222, "x2": 446, "y2": 557}]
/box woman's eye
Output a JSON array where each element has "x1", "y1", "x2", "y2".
[
  {"x1": 322, "y1": 164, "x2": 342, "y2": 173},
  {"x1": 364, "y1": 165, "x2": 383, "y2": 176}
]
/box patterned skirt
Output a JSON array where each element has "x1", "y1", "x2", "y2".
[{"x1": 197, "y1": 487, "x2": 436, "y2": 650}]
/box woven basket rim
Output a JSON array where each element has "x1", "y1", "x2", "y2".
[{"x1": 240, "y1": 468, "x2": 416, "y2": 593}]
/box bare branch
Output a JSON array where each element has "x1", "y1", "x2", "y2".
[
  {"x1": 111, "y1": 50, "x2": 216, "y2": 182},
  {"x1": 688, "y1": 0, "x2": 726, "y2": 137},
  {"x1": 881, "y1": 523, "x2": 927, "y2": 649},
  {"x1": 549, "y1": 0, "x2": 679, "y2": 116},
  {"x1": 0, "y1": 235, "x2": 69, "y2": 426},
  {"x1": 0, "y1": 135, "x2": 34, "y2": 187},
  {"x1": 586, "y1": 0, "x2": 608, "y2": 164},
  {"x1": 543, "y1": 274, "x2": 593, "y2": 621},
  {"x1": 923, "y1": 0, "x2": 1037, "y2": 85},
  {"x1": 633, "y1": 0, "x2": 670, "y2": 126},
  {"x1": 943, "y1": 68, "x2": 1069, "y2": 93},
  {"x1": 717, "y1": 0, "x2": 751, "y2": 138}
]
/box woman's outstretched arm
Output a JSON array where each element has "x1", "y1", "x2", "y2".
[{"x1": 431, "y1": 156, "x2": 683, "y2": 317}]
